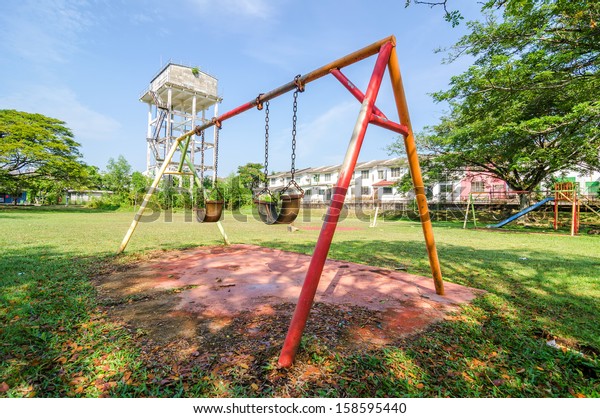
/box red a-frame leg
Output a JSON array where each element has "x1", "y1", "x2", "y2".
[{"x1": 278, "y1": 42, "x2": 394, "y2": 368}]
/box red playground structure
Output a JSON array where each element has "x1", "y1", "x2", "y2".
[{"x1": 118, "y1": 35, "x2": 445, "y2": 367}]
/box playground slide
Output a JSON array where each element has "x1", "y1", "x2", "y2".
[{"x1": 488, "y1": 196, "x2": 555, "y2": 228}]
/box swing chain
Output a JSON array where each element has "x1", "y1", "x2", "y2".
[
  {"x1": 263, "y1": 101, "x2": 270, "y2": 189},
  {"x1": 200, "y1": 129, "x2": 205, "y2": 187},
  {"x1": 290, "y1": 74, "x2": 303, "y2": 181},
  {"x1": 214, "y1": 120, "x2": 220, "y2": 181}
]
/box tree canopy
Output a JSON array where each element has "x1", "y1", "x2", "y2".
[
  {"x1": 103, "y1": 155, "x2": 132, "y2": 196},
  {"x1": 0, "y1": 109, "x2": 88, "y2": 200},
  {"x1": 237, "y1": 162, "x2": 266, "y2": 190},
  {"x1": 396, "y1": 0, "x2": 600, "y2": 203}
]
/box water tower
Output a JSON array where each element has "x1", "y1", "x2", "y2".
[{"x1": 140, "y1": 63, "x2": 221, "y2": 184}]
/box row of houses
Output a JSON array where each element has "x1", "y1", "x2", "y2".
[
  {"x1": 267, "y1": 158, "x2": 600, "y2": 204},
  {"x1": 0, "y1": 190, "x2": 110, "y2": 205},
  {"x1": 5, "y1": 159, "x2": 598, "y2": 206}
]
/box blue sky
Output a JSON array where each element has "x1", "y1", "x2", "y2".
[{"x1": 0, "y1": 0, "x2": 482, "y2": 175}]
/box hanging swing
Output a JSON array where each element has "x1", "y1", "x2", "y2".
[
  {"x1": 255, "y1": 76, "x2": 304, "y2": 225},
  {"x1": 195, "y1": 121, "x2": 224, "y2": 223}
]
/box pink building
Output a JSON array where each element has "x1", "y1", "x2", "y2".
[{"x1": 458, "y1": 169, "x2": 513, "y2": 201}]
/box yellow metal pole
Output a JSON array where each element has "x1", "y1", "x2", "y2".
[
  {"x1": 387, "y1": 40, "x2": 445, "y2": 295},
  {"x1": 463, "y1": 194, "x2": 471, "y2": 229},
  {"x1": 117, "y1": 131, "x2": 193, "y2": 254},
  {"x1": 178, "y1": 143, "x2": 230, "y2": 246},
  {"x1": 571, "y1": 190, "x2": 576, "y2": 237}
]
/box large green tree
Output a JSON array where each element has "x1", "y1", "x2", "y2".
[
  {"x1": 398, "y1": 0, "x2": 600, "y2": 206},
  {"x1": 0, "y1": 109, "x2": 87, "y2": 203},
  {"x1": 237, "y1": 162, "x2": 266, "y2": 190},
  {"x1": 103, "y1": 155, "x2": 132, "y2": 197}
]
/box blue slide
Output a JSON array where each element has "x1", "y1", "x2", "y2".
[{"x1": 488, "y1": 196, "x2": 555, "y2": 228}]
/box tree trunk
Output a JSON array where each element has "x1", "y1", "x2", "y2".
[{"x1": 519, "y1": 193, "x2": 531, "y2": 210}]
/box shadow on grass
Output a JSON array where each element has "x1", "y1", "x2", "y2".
[
  {"x1": 254, "y1": 238, "x2": 599, "y2": 396},
  {"x1": 260, "y1": 238, "x2": 600, "y2": 353},
  {"x1": 1, "y1": 241, "x2": 598, "y2": 398},
  {"x1": 0, "y1": 245, "x2": 147, "y2": 397}
]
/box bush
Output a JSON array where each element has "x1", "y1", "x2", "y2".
[{"x1": 85, "y1": 196, "x2": 121, "y2": 210}]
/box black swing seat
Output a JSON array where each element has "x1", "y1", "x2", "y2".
[
  {"x1": 255, "y1": 184, "x2": 303, "y2": 225},
  {"x1": 194, "y1": 200, "x2": 224, "y2": 223},
  {"x1": 256, "y1": 193, "x2": 302, "y2": 225}
]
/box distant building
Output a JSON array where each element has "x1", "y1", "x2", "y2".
[
  {"x1": 266, "y1": 158, "x2": 408, "y2": 203},
  {"x1": 0, "y1": 192, "x2": 27, "y2": 204},
  {"x1": 67, "y1": 190, "x2": 113, "y2": 204},
  {"x1": 267, "y1": 160, "x2": 600, "y2": 205}
]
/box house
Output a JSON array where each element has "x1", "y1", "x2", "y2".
[
  {"x1": 67, "y1": 190, "x2": 113, "y2": 204},
  {"x1": 429, "y1": 168, "x2": 600, "y2": 203},
  {"x1": 267, "y1": 159, "x2": 600, "y2": 205},
  {"x1": 0, "y1": 192, "x2": 27, "y2": 204},
  {"x1": 431, "y1": 169, "x2": 515, "y2": 203},
  {"x1": 266, "y1": 158, "x2": 408, "y2": 204},
  {"x1": 556, "y1": 170, "x2": 600, "y2": 200}
]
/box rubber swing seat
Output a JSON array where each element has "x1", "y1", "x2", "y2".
[
  {"x1": 256, "y1": 193, "x2": 302, "y2": 225},
  {"x1": 195, "y1": 200, "x2": 224, "y2": 223}
]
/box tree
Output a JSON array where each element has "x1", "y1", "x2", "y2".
[
  {"x1": 404, "y1": 0, "x2": 464, "y2": 26},
  {"x1": 103, "y1": 155, "x2": 132, "y2": 199},
  {"x1": 83, "y1": 165, "x2": 104, "y2": 190},
  {"x1": 0, "y1": 109, "x2": 87, "y2": 204},
  {"x1": 237, "y1": 162, "x2": 266, "y2": 190},
  {"x1": 394, "y1": 0, "x2": 600, "y2": 207},
  {"x1": 129, "y1": 171, "x2": 150, "y2": 206}
]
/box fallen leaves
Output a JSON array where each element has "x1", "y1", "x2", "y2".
[{"x1": 0, "y1": 382, "x2": 9, "y2": 393}]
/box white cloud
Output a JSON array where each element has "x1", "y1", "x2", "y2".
[
  {"x1": 186, "y1": 0, "x2": 275, "y2": 20},
  {"x1": 0, "y1": 0, "x2": 94, "y2": 65}
]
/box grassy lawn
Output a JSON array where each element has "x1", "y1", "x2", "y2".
[{"x1": 0, "y1": 205, "x2": 598, "y2": 397}]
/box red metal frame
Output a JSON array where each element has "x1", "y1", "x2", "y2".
[
  {"x1": 278, "y1": 42, "x2": 395, "y2": 367},
  {"x1": 171, "y1": 35, "x2": 444, "y2": 367},
  {"x1": 330, "y1": 69, "x2": 409, "y2": 136}
]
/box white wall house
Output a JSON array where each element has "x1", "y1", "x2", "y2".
[
  {"x1": 556, "y1": 170, "x2": 600, "y2": 199},
  {"x1": 267, "y1": 160, "x2": 600, "y2": 205},
  {"x1": 67, "y1": 190, "x2": 113, "y2": 204},
  {"x1": 267, "y1": 158, "x2": 409, "y2": 203}
]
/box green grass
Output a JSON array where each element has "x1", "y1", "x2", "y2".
[{"x1": 0, "y1": 205, "x2": 598, "y2": 397}]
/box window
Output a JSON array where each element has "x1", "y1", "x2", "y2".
[
  {"x1": 318, "y1": 189, "x2": 325, "y2": 195},
  {"x1": 471, "y1": 181, "x2": 485, "y2": 193},
  {"x1": 313, "y1": 174, "x2": 320, "y2": 183},
  {"x1": 378, "y1": 170, "x2": 384, "y2": 180},
  {"x1": 270, "y1": 178, "x2": 276, "y2": 185},
  {"x1": 285, "y1": 177, "x2": 291, "y2": 183},
  {"x1": 585, "y1": 181, "x2": 599, "y2": 195},
  {"x1": 324, "y1": 173, "x2": 331, "y2": 182},
  {"x1": 361, "y1": 170, "x2": 370, "y2": 178},
  {"x1": 361, "y1": 186, "x2": 370, "y2": 195},
  {"x1": 439, "y1": 183, "x2": 453, "y2": 193},
  {"x1": 382, "y1": 187, "x2": 393, "y2": 195},
  {"x1": 304, "y1": 189, "x2": 312, "y2": 196},
  {"x1": 391, "y1": 167, "x2": 402, "y2": 177}
]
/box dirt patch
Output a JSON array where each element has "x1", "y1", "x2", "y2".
[{"x1": 95, "y1": 244, "x2": 482, "y2": 369}]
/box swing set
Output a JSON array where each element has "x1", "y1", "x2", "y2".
[{"x1": 117, "y1": 35, "x2": 445, "y2": 367}]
